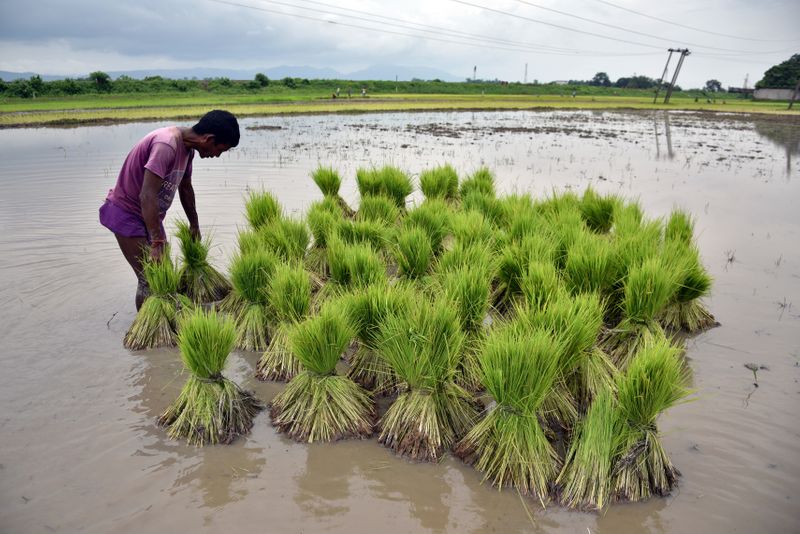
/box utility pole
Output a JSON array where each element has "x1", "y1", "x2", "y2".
[
  {"x1": 524, "y1": 63, "x2": 528, "y2": 84},
  {"x1": 653, "y1": 49, "x2": 675, "y2": 104},
  {"x1": 744, "y1": 74, "x2": 749, "y2": 90},
  {"x1": 473, "y1": 65, "x2": 477, "y2": 82},
  {"x1": 664, "y1": 48, "x2": 690, "y2": 104},
  {"x1": 788, "y1": 78, "x2": 800, "y2": 110}
]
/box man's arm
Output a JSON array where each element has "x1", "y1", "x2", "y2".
[
  {"x1": 140, "y1": 169, "x2": 166, "y2": 259},
  {"x1": 178, "y1": 172, "x2": 200, "y2": 240}
]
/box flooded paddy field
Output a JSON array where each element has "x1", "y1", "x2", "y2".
[{"x1": 0, "y1": 109, "x2": 798, "y2": 533}]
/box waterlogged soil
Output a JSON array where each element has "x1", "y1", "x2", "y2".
[{"x1": 0, "y1": 110, "x2": 798, "y2": 533}]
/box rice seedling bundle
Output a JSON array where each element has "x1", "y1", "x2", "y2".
[
  {"x1": 536, "y1": 190, "x2": 581, "y2": 220},
  {"x1": 403, "y1": 199, "x2": 452, "y2": 254},
  {"x1": 664, "y1": 208, "x2": 695, "y2": 245},
  {"x1": 237, "y1": 229, "x2": 264, "y2": 256},
  {"x1": 356, "y1": 194, "x2": 400, "y2": 225},
  {"x1": 579, "y1": 187, "x2": 619, "y2": 234},
  {"x1": 556, "y1": 390, "x2": 623, "y2": 510},
  {"x1": 311, "y1": 166, "x2": 353, "y2": 216},
  {"x1": 506, "y1": 208, "x2": 547, "y2": 244},
  {"x1": 436, "y1": 241, "x2": 495, "y2": 279},
  {"x1": 256, "y1": 263, "x2": 312, "y2": 381},
  {"x1": 174, "y1": 220, "x2": 231, "y2": 304},
  {"x1": 495, "y1": 234, "x2": 558, "y2": 311},
  {"x1": 344, "y1": 283, "x2": 416, "y2": 392},
  {"x1": 659, "y1": 244, "x2": 716, "y2": 332},
  {"x1": 602, "y1": 257, "x2": 679, "y2": 369},
  {"x1": 454, "y1": 328, "x2": 565, "y2": 501},
  {"x1": 519, "y1": 261, "x2": 565, "y2": 312},
  {"x1": 305, "y1": 199, "x2": 344, "y2": 277},
  {"x1": 158, "y1": 308, "x2": 262, "y2": 445},
  {"x1": 462, "y1": 190, "x2": 508, "y2": 228},
  {"x1": 325, "y1": 236, "x2": 386, "y2": 296},
  {"x1": 259, "y1": 217, "x2": 309, "y2": 263},
  {"x1": 419, "y1": 164, "x2": 459, "y2": 201},
  {"x1": 612, "y1": 333, "x2": 690, "y2": 501},
  {"x1": 244, "y1": 190, "x2": 281, "y2": 229},
  {"x1": 459, "y1": 167, "x2": 495, "y2": 198},
  {"x1": 270, "y1": 307, "x2": 374, "y2": 442},
  {"x1": 563, "y1": 232, "x2": 615, "y2": 296},
  {"x1": 225, "y1": 250, "x2": 278, "y2": 351},
  {"x1": 393, "y1": 226, "x2": 434, "y2": 279},
  {"x1": 549, "y1": 207, "x2": 587, "y2": 268},
  {"x1": 124, "y1": 250, "x2": 193, "y2": 350},
  {"x1": 377, "y1": 299, "x2": 478, "y2": 461},
  {"x1": 450, "y1": 210, "x2": 501, "y2": 250},
  {"x1": 356, "y1": 166, "x2": 413, "y2": 209},
  {"x1": 334, "y1": 219, "x2": 389, "y2": 252}
]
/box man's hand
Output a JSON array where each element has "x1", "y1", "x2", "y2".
[
  {"x1": 150, "y1": 240, "x2": 165, "y2": 261},
  {"x1": 190, "y1": 224, "x2": 201, "y2": 241}
]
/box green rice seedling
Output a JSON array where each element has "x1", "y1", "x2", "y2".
[
  {"x1": 256, "y1": 264, "x2": 311, "y2": 381},
  {"x1": 305, "y1": 199, "x2": 344, "y2": 278},
  {"x1": 227, "y1": 250, "x2": 278, "y2": 351},
  {"x1": 175, "y1": 220, "x2": 231, "y2": 304},
  {"x1": 612, "y1": 333, "x2": 691, "y2": 502},
  {"x1": 536, "y1": 190, "x2": 581, "y2": 220},
  {"x1": 580, "y1": 187, "x2": 619, "y2": 233},
  {"x1": 454, "y1": 328, "x2": 566, "y2": 501},
  {"x1": 324, "y1": 235, "x2": 386, "y2": 298},
  {"x1": 244, "y1": 190, "x2": 281, "y2": 229},
  {"x1": 334, "y1": 219, "x2": 389, "y2": 252},
  {"x1": 377, "y1": 299, "x2": 478, "y2": 461},
  {"x1": 377, "y1": 165, "x2": 413, "y2": 209},
  {"x1": 311, "y1": 166, "x2": 354, "y2": 216},
  {"x1": 158, "y1": 308, "x2": 262, "y2": 446},
  {"x1": 270, "y1": 307, "x2": 374, "y2": 442},
  {"x1": 124, "y1": 250, "x2": 193, "y2": 350},
  {"x1": 450, "y1": 210, "x2": 499, "y2": 250},
  {"x1": 404, "y1": 198, "x2": 452, "y2": 254},
  {"x1": 259, "y1": 217, "x2": 309, "y2": 263},
  {"x1": 356, "y1": 194, "x2": 400, "y2": 225},
  {"x1": 607, "y1": 217, "x2": 663, "y2": 315},
  {"x1": 601, "y1": 257, "x2": 680, "y2": 369},
  {"x1": 659, "y1": 244, "x2": 716, "y2": 332},
  {"x1": 459, "y1": 166, "x2": 495, "y2": 198},
  {"x1": 462, "y1": 190, "x2": 508, "y2": 228},
  {"x1": 419, "y1": 164, "x2": 459, "y2": 201},
  {"x1": 556, "y1": 390, "x2": 625, "y2": 510},
  {"x1": 664, "y1": 208, "x2": 695, "y2": 245},
  {"x1": 495, "y1": 234, "x2": 559, "y2": 311},
  {"x1": 549, "y1": 206, "x2": 588, "y2": 268},
  {"x1": 344, "y1": 283, "x2": 416, "y2": 392},
  {"x1": 435, "y1": 240, "x2": 495, "y2": 279},
  {"x1": 519, "y1": 261, "x2": 565, "y2": 312},
  {"x1": 563, "y1": 232, "x2": 615, "y2": 296},
  {"x1": 355, "y1": 167, "x2": 383, "y2": 198},
  {"x1": 506, "y1": 206, "x2": 547, "y2": 243},
  {"x1": 236, "y1": 228, "x2": 264, "y2": 256},
  {"x1": 438, "y1": 266, "x2": 492, "y2": 390},
  {"x1": 393, "y1": 226, "x2": 434, "y2": 279}
]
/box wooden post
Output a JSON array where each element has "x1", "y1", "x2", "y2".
[{"x1": 789, "y1": 78, "x2": 800, "y2": 110}]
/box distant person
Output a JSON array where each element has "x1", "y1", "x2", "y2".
[
  {"x1": 99, "y1": 109, "x2": 240, "y2": 310},
  {"x1": 336, "y1": 87, "x2": 341, "y2": 97},
  {"x1": 361, "y1": 86, "x2": 366, "y2": 97},
  {"x1": 347, "y1": 88, "x2": 352, "y2": 98}
]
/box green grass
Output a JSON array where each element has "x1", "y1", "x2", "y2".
[
  {"x1": 393, "y1": 226, "x2": 434, "y2": 279},
  {"x1": 245, "y1": 190, "x2": 281, "y2": 229},
  {"x1": 419, "y1": 164, "x2": 459, "y2": 201},
  {"x1": 175, "y1": 220, "x2": 231, "y2": 303}
]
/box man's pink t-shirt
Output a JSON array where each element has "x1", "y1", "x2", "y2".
[{"x1": 106, "y1": 126, "x2": 193, "y2": 219}]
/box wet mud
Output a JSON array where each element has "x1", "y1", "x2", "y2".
[{"x1": 0, "y1": 109, "x2": 798, "y2": 533}]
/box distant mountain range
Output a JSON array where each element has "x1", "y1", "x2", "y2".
[{"x1": 0, "y1": 64, "x2": 463, "y2": 82}]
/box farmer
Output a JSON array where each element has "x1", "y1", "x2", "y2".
[{"x1": 99, "y1": 109, "x2": 240, "y2": 310}]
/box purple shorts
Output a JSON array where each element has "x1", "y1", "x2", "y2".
[{"x1": 99, "y1": 199, "x2": 165, "y2": 240}]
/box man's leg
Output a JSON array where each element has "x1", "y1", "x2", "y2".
[{"x1": 113, "y1": 234, "x2": 150, "y2": 310}]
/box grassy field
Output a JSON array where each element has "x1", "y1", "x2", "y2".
[{"x1": 1, "y1": 91, "x2": 797, "y2": 127}]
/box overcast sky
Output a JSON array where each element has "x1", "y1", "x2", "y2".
[{"x1": 0, "y1": 0, "x2": 797, "y2": 88}]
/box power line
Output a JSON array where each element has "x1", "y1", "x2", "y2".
[
  {"x1": 589, "y1": 0, "x2": 800, "y2": 43},
  {"x1": 207, "y1": 0, "x2": 662, "y2": 57},
  {"x1": 508, "y1": 0, "x2": 797, "y2": 53}
]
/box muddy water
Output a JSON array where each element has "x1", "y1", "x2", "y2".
[{"x1": 0, "y1": 110, "x2": 798, "y2": 533}]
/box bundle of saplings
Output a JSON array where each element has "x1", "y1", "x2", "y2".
[
  {"x1": 612, "y1": 333, "x2": 690, "y2": 501},
  {"x1": 454, "y1": 327, "x2": 565, "y2": 503},
  {"x1": 225, "y1": 250, "x2": 278, "y2": 351},
  {"x1": 256, "y1": 263, "x2": 312, "y2": 381},
  {"x1": 270, "y1": 306, "x2": 374, "y2": 442},
  {"x1": 320, "y1": 235, "x2": 386, "y2": 302},
  {"x1": 259, "y1": 216, "x2": 310, "y2": 263},
  {"x1": 158, "y1": 308, "x2": 262, "y2": 445},
  {"x1": 311, "y1": 166, "x2": 354, "y2": 217},
  {"x1": 377, "y1": 298, "x2": 478, "y2": 461},
  {"x1": 459, "y1": 167, "x2": 495, "y2": 199},
  {"x1": 355, "y1": 166, "x2": 413, "y2": 210},
  {"x1": 579, "y1": 187, "x2": 619, "y2": 234},
  {"x1": 356, "y1": 194, "x2": 400, "y2": 226},
  {"x1": 244, "y1": 189, "x2": 281, "y2": 229},
  {"x1": 344, "y1": 283, "x2": 415, "y2": 393},
  {"x1": 305, "y1": 197, "x2": 346, "y2": 278},
  {"x1": 175, "y1": 220, "x2": 230, "y2": 304},
  {"x1": 419, "y1": 164, "x2": 459, "y2": 202},
  {"x1": 124, "y1": 249, "x2": 193, "y2": 350},
  {"x1": 392, "y1": 226, "x2": 434, "y2": 280},
  {"x1": 403, "y1": 198, "x2": 452, "y2": 256}
]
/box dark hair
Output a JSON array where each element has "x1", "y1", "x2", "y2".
[{"x1": 192, "y1": 109, "x2": 240, "y2": 147}]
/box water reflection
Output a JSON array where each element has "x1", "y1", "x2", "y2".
[
  {"x1": 653, "y1": 111, "x2": 675, "y2": 160},
  {"x1": 753, "y1": 118, "x2": 800, "y2": 174}
]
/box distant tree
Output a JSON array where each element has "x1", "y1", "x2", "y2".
[
  {"x1": 615, "y1": 75, "x2": 656, "y2": 89},
  {"x1": 591, "y1": 72, "x2": 611, "y2": 87},
  {"x1": 8, "y1": 79, "x2": 34, "y2": 98},
  {"x1": 705, "y1": 79, "x2": 723, "y2": 92},
  {"x1": 0, "y1": 79, "x2": 7, "y2": 93},
  {"x1": 301, "y1": 78, "x2": 310, "y2": 85},
  {"x1": 89, "y1": 71, "x2": 112, "y2": 91},
  {"x1": 282, "y1": 77, "x2": 297, "y2": 89},
  {"x1": 254, "y1": 72, "x2": 269, "y2": 87},
  {"x1": 29, "y1": 75, "x2": 44, "y2": 95},
  {"x1": 756, "y1": 54, "x2": 800, "y2": 89}
]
